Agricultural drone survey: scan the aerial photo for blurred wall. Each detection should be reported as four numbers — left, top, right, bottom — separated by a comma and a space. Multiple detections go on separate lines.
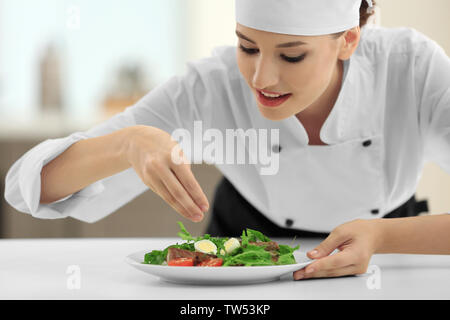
184, 0, 236, 62
0, 0, 187, 119
376, 0, 450, 215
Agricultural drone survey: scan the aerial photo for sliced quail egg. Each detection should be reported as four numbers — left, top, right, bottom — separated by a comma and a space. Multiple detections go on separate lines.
194, 239, 217, 255
224, 237, 240, 254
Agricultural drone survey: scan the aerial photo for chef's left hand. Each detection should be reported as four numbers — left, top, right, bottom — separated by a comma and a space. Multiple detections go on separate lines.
293, 219, 382, 280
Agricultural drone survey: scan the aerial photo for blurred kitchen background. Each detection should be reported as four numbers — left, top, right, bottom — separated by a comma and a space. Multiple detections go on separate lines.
0, 0, 449, 238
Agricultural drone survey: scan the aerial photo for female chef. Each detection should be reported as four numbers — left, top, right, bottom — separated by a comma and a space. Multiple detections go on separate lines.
4, 0, 450, 280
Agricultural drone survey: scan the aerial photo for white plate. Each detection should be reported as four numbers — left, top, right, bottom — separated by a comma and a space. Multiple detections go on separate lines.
125, 249, 313, 285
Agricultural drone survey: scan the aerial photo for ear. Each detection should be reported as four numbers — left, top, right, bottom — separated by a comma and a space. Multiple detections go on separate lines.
338, 27, 361, 60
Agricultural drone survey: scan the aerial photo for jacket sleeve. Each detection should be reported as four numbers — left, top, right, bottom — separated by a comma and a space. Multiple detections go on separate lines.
416, 36, 450, 214
4, 57, 216, 223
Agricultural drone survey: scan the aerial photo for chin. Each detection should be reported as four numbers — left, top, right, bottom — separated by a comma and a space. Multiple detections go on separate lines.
257, 105, 294, 121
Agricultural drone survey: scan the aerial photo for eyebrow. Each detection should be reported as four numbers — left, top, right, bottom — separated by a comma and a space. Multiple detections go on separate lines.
235, 30, 308, 48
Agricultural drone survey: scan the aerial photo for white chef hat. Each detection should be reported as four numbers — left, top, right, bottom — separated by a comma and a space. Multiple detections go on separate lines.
235, 0, 374, 36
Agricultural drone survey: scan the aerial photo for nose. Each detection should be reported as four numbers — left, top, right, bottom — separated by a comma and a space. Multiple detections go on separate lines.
252, 55, 279, 90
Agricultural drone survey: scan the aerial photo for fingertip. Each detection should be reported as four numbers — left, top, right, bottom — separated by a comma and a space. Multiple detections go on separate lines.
308, 249, 320, 259
305, 266, 315, 274
191, 213, 204, 222
293, 270, 304, 280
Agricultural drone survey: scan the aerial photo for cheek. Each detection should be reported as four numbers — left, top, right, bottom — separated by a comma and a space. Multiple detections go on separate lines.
286, 54, 335, 95
237, 53, 253, 82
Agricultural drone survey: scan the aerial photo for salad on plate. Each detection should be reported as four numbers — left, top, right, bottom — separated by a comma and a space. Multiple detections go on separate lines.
142, 222, 300, 267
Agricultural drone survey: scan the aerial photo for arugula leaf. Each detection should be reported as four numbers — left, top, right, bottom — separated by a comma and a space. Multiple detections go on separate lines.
144, 248, 168, 265
170, 242, 195, 251
241, 229, 249, 247
246, 228, 271, 242
278, 244, 300, 255
223, 248, 273, 266
276, 253, 297, 265
177, 221, 197, 242
208, 237, 228, 254
275, 244, 300, 265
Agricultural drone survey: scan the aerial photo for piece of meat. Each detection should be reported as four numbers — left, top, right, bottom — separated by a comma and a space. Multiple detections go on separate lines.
166, 248, 195, 261
248, 241, 280, 251
167, 248, 217, 266
193, 252, 218, 265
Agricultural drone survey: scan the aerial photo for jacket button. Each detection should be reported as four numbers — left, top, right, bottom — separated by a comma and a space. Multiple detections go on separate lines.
362, 140, 372, 147
285, 219, 294, 227
272, 144, 282, 153
371, 209, 379, 215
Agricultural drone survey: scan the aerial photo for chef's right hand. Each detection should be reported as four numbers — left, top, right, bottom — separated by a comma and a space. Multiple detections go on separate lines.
125, 125, 209, 222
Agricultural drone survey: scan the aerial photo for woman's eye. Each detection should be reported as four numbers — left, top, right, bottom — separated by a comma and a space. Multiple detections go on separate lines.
239, 45, 306, 64
281, 53, 307, 63
239, 44, 259, 55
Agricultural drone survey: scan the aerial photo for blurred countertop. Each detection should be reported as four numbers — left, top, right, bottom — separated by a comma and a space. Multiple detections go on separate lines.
1, 237, 450, 299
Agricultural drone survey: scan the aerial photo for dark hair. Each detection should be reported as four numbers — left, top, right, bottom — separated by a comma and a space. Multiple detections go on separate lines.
331, 0, 377, 38
359, 0, 377, 27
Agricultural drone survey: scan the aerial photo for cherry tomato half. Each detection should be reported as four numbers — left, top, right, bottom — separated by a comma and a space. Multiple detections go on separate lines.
197, 258, 223, 267
167, 257, 194, 266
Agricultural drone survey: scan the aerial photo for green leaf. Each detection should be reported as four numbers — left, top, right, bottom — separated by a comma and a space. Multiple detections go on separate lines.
176, 221, 195, 241
277, 253, 297, 265
222, 244, 274, 266
230, 246, 243, 256
241, 229, 249, 247
279, 244, 300, 255
207, 237, 227, 254
246, 228, 271, 242
144, 250, 166, 265
245, 244, 267, 252
169, 242, 195, 251
275, 244, 300, 265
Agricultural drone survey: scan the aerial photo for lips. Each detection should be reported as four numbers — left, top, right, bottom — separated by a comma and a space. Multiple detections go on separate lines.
256, 90, 292, 107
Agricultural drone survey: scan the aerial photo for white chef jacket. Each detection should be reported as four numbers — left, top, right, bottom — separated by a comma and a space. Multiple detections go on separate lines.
4, 25, 450, 232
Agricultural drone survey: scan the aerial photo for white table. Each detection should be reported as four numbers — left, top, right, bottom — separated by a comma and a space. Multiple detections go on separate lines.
1, 238, 449, 300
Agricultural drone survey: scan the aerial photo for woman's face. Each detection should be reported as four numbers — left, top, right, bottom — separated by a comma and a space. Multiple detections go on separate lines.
236, 23, 346, 121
